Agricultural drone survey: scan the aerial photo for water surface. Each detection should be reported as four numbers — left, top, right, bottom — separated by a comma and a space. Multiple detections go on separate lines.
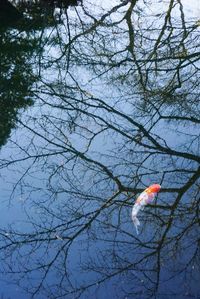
0, 1, 199, 298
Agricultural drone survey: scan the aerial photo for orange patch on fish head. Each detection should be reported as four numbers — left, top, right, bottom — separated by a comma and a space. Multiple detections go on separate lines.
147, 184, 161, 194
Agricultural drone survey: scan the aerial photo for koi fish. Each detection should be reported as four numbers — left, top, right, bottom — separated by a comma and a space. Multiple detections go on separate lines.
132, 184, 161, 234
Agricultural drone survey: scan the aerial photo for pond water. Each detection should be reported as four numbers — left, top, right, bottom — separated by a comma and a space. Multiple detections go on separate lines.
0, 0, 200, 298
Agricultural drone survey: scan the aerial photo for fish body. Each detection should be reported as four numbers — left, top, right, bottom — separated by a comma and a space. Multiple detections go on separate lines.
132, 184, 161, 234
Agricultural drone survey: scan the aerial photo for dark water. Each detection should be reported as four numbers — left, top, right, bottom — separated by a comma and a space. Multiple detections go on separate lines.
0, 1, 200, 298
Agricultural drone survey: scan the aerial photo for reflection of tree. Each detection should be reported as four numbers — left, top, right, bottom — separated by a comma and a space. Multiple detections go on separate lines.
0, 1, 199, 298
0, 0, 66, 148
14, 0, 82, 10
10, 0, 82, 30
0, 27, 38, 147
0, 0, 22, 26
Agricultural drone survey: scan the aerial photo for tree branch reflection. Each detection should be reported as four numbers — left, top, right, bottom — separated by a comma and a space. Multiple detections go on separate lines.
0, 0, 199, 298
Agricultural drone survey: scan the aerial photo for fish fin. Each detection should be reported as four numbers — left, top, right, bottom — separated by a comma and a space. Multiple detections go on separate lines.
132, 216, 140, 234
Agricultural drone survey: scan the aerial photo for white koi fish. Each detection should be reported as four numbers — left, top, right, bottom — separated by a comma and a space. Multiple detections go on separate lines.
132, 184, 161, 234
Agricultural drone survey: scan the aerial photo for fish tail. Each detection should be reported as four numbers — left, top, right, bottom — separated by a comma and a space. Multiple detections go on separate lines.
132, 216, 140, 235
